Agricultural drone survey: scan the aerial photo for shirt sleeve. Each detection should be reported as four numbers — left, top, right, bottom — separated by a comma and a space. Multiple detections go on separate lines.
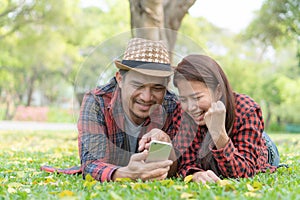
172, 113, 204, 177
211, 106, 276, 178
176, 145, 204, 177
77, 92, 119, 182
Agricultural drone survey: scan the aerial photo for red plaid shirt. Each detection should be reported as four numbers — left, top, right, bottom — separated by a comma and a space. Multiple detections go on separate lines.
77, 78, 180, 182
173, 93, 276, 178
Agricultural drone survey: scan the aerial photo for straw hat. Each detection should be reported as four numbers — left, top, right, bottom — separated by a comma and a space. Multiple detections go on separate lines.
114, 38, 173, 77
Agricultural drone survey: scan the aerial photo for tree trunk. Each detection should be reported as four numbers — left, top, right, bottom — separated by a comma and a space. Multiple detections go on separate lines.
265, 102, 271, 130
4, 93, 13, 120
26, 72, 36, 107
3, 92, 18, 120
129, 0, 196, 58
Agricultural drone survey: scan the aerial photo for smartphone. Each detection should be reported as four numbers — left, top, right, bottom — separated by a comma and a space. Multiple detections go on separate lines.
145, 140, 172, 163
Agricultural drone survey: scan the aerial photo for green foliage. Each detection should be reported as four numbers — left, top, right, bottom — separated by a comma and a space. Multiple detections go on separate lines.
242, 0, 299, 46
47, 107, 75, 123
0, 0, 130, 118
1, 0, 299, 127
0, 131, 300, 199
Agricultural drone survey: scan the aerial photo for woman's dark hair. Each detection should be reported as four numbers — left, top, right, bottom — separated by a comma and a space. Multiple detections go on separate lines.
173, 54, 235, 133
173, 54, 235, 175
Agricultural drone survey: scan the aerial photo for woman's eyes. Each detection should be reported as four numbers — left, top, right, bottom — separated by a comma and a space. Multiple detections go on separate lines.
179, 96, 202, 102
193, 96, 202, 100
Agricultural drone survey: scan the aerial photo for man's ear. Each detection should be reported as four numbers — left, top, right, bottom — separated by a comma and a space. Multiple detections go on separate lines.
116, 71, 123, 88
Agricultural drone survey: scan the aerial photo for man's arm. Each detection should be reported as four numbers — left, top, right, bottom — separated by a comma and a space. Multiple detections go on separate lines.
78, 92, 173, 182
78, 92, 118, 182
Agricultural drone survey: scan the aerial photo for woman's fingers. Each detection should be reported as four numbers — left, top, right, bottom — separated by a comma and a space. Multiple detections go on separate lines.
192, 170, 220, 184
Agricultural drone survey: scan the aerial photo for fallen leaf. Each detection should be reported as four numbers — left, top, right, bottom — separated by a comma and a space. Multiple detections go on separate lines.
217, 180, 232, 186
58, 190, 74, 197
8, 182, 23, 189
16, 171, 25, 178
7, 187, 17, 194
184, 175, 193, 183
115, 177, 132, 182
131, 183, 151, 190
217, 180, 235, 191
204, 184, 211, 189
85, 174, 95, 182
245, 192, 261, 198
83, 173, 97, 189
246, 184, 255, 192
180, 192, 194, 199
173, 185, 188, 190
252, 181, 263, 190
160, 179, 174, 187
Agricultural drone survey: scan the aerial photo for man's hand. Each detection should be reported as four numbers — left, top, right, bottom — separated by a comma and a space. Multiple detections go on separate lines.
138, 128, 171, 152
204, 101, 229, 149
112, 150, 173, 181
192, 170, 220, 184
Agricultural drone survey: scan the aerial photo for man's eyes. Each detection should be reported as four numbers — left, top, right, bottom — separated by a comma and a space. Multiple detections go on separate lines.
153, 86, 165, 91
132, 84, 142, 88
131, 84, 165, 91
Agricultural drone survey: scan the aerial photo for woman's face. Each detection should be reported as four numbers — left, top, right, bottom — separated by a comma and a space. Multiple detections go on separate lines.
176, 80, 219, 126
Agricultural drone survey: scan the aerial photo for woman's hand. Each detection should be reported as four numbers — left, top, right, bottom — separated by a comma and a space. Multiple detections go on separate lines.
204, 101, 229, 148
192, 170, 220, 184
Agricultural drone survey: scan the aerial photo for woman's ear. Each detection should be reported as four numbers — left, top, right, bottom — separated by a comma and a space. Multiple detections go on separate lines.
215, 84, 222, 100
116, 71, 123, 88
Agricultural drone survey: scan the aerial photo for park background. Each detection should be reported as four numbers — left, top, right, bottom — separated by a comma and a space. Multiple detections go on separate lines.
0, 0, 299, 132
0, 0, 300, 199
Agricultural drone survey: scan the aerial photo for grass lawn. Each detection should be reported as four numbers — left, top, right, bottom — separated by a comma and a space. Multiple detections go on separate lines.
0, 130, 299, 199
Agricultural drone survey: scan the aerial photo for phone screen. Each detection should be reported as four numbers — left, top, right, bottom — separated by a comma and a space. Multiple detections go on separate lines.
145, 141, 172, 163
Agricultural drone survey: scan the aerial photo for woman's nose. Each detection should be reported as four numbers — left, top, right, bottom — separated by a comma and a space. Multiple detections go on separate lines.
187, 99, 197, 112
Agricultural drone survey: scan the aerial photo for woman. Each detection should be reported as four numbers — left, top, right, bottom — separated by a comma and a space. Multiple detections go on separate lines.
172, 54, 277, 184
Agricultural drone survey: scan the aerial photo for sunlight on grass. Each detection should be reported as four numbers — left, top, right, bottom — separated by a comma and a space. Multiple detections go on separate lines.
0, 131, 299, 199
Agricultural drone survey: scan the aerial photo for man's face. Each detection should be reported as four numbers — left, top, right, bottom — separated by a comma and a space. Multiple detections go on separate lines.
116, 70, 168, 125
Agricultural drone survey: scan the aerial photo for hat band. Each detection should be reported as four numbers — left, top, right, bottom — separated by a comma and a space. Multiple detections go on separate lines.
121, 60, 171, 71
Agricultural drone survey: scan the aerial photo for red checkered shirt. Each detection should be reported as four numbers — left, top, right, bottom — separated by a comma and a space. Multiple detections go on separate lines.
77, 77, 180, 182
173, 93, 277, 178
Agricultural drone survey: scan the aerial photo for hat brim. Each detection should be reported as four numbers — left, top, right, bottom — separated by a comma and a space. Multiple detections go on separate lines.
114, 60, 173, 77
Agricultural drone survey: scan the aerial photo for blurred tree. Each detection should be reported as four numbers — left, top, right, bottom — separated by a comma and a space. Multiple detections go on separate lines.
0, 0, 83, 119
74, 0, 131, 105
129, 0, 196, 54
242, 0, 300, 66
0, 0, 36, 40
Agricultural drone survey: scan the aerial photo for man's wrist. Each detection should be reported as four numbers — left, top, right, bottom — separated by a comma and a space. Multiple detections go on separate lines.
112, 167, 135, 181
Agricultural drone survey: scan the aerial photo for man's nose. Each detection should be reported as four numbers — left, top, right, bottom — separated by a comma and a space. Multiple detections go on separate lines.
140, 87, 153, 102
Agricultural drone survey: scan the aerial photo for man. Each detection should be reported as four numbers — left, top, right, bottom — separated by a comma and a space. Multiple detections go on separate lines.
77, 38, 180, 182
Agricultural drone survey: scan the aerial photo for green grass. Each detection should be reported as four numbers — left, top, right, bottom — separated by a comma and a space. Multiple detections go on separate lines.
0, 131, 299, 199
